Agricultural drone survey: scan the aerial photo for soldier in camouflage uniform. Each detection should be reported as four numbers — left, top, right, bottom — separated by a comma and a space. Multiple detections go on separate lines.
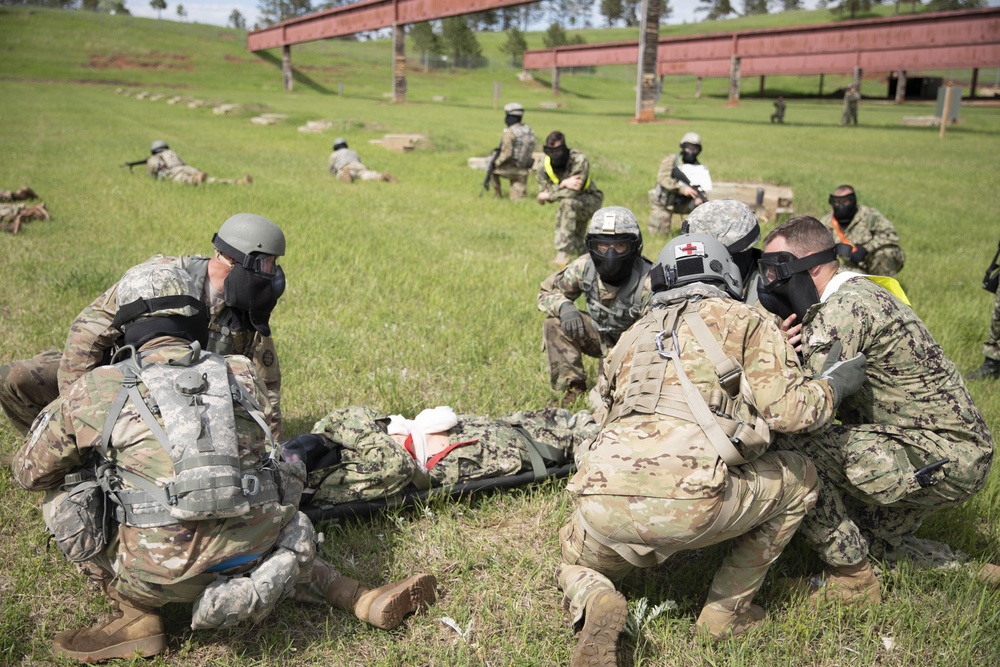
648, 132, 711, 237
967, 272, 1000, 381
0, 185, 39, 201
759, 216, 995, 596
0, 213, 286, 438
283, 405, 598, 506
12, 264, 436, 663
490, 102, 536, 201
1, 201, 50, 234
682, 199, 763, 306
535, 131, 604, 267
145, 140, 252, 186
557, 233, 867, 664
821, 185, 905, 276
328, 137, 396, 183
538, 207, 652, 405
840, 85, 860, 126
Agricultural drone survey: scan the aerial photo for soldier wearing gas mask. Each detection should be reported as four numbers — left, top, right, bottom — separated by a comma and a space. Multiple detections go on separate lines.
648, 132, 712, 236
0, 213, 287, 438
537, 207, 652, 407
820, 185, 905, 277
534, 130, 605, 267
759, 215, 997, 599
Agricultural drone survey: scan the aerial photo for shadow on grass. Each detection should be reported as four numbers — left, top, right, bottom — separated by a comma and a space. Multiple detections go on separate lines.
255, 51, 332, 95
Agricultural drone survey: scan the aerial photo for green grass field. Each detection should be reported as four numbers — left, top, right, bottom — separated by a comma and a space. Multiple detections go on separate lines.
2, 6, 999, 666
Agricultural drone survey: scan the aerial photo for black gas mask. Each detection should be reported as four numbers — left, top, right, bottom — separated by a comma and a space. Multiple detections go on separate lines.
505, 113, 522, 127
829, 192, 858, 224
213, 234, 286, 336
680, 143, 701, 165
544, 143, 571, 171
587, 234, 638, 285
113, 295, 210, 349
757, 246, 838, 323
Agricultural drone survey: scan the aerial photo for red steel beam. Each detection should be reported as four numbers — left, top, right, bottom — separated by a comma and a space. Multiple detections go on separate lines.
522, 8, 1000, 76
248, 0, 533, 51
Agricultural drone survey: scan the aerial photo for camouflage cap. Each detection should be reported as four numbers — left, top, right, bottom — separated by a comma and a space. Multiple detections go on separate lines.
680, 132, 702, 147
587, 206, 640, 239
150, 140, 168, 153
503, 102, 525, 115
683, 199, 760, 253
116, 263, 201, 318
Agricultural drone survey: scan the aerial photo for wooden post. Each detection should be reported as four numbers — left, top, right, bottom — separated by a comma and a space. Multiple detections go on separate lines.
634, 0, 661, 122
282, 45, 292, 92
970, 67, 979, 99
819, 73, 824, 97
695, 76, 702, 99
493, 81, 500, 110
728, 56, 741, 104
759, 75, 765, 98
552, 66, 560, 95
895, 70, 906, 104
392, 23, 406, 103
939, 84, 955, 139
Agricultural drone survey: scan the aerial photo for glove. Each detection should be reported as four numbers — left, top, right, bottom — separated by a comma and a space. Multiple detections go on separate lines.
559, 303, 586, 341
819, 340, 867, 407
849, 245, 869, 264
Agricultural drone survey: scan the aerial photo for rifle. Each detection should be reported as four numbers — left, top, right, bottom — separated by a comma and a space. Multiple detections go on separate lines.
983, 240, 1000, 293
121, 159, 147, 173
480, 146, 500, 198
670, 160, 708, 206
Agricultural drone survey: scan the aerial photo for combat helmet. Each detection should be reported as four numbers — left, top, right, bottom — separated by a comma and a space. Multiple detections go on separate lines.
112, 263, 209, 347
332, 137, 348, 151
503, 102, 525, 116
679, 132, 702, 148
682, 199, 760, 254
212, 213, 286, 273
150, 140, 169, 154
652, 232, 742, 299
585, 206, 643, 281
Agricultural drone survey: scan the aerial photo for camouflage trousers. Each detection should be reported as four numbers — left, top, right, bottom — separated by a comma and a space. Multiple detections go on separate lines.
161, 165, 207, 185
491, 166, 530, 201
0, 349, 61, 434
840, 105, 858, 126
557, 450, 817, 624
542, 314, 604, 390
776, 425, 981, 567
859, 246, 907, 278
647, 188, 695, 236
553, 192, 604, 256
984, 286, 1000, 361
342, 161, 385, 182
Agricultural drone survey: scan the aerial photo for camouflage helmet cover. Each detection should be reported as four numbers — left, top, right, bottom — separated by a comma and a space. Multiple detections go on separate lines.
214, 213, 286, 259
150, 140, 169, 153
683, 199, 760, 253
116, 264, 201, 318
654, 232, 742, 299
503, 102, 525, 116
587, 206, 641, 240
332, 137, 348, 150
679, 132, 702, 147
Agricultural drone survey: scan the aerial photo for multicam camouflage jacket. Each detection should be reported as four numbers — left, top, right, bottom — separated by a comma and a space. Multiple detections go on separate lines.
329, 148, 364, 175
145, 149, 187, 179
14, 340, 294, 585
801, 273, 993, 497
534, 149, 601, 201
820, 205, 906, 276
57, 254, 282, 437
569, 285, 836, 499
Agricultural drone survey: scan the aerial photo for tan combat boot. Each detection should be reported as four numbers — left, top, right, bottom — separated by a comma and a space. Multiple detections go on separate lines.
353, 573, 437, 630
381, 173, 398, 183
561, 382, 587, 409
51, 586, 165, 663
237, 173, 253, 186
571, 589, 627, 667
337, 169, 354, 184
975, 563, 1000, 586
549, 251, 572, 268
695, 603, 765, 641
781, 559, 881, 605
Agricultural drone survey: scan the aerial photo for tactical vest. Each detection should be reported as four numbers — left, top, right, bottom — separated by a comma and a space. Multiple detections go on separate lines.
509, 124, 536, 169
332, 148, 361, 173
579, 257, 652, 346
151, 149, 186, 176
181, 256, 254, 357
97, 344, 280, 528
604, 290, 771, 466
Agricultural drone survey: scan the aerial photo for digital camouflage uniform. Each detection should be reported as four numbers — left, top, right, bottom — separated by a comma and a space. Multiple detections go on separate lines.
986, 287, 1000, 363
820, 205, 906, 277
537, 254, 652, 391
0, 201, 49, 233
535, 149, 604, 257
558, 285, 839, 625
771, 99, 786, 124
303, 406, 598, 505
648, 154, 710, 236
775, 274, 994, 567
146, 149, 247, 185
491, 122, 536, 201
328, 148, 387, 182
0, 255, 282, 437
841, 89, 860, 126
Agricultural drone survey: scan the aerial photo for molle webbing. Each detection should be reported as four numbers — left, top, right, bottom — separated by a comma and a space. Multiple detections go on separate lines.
507, 424, 568, 481
510, 124, 536, 168
580, 259, 651, 342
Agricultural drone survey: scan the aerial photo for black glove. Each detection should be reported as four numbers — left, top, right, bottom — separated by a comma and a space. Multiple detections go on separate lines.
559, 303, 586, 341
819, 340, 867, 407
849, 245, 869, 264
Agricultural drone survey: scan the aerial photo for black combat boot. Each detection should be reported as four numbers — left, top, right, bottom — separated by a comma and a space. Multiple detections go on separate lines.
967, 358, 1000, 381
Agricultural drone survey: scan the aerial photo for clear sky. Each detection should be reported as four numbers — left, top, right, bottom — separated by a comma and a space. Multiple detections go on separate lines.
127, 0, 999, 31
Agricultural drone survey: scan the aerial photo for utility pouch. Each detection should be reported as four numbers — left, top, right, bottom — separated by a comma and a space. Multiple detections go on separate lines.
984, 241, 1000, 293
43, 472, 111, 563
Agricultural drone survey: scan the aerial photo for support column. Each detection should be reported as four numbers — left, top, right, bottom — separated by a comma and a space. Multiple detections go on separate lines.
819, 73, 824, 97
728, 56, 741, 104
970, 67, 979, 99
552, 66, 560, 95
759, 75, 765, 98
852, 66, 862, 91
895, 70, 907, 104
282, 44, 292, 92
634, 0, 661, 122
392, 23, 406, 103
695, 76, 702, 99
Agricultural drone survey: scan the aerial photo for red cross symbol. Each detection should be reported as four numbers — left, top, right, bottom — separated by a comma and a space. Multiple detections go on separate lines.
676, 241, 704, 257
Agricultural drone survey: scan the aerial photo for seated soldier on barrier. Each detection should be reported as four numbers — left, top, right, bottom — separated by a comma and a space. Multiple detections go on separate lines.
13, 264, 436, 664
281, 406, 599, 507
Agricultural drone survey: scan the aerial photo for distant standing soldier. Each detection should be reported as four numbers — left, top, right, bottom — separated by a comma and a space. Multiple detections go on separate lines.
840, 85, 860, 126
535, 131, 604, 267
821, 184, 905, 276
967, 240, 1000, 381
490, 102, 536, 201
537, 207, 652, 406
648, 132, 712, 236
771, 96, 786, 124
144, 140, 252, 186
328, 137, 396, 183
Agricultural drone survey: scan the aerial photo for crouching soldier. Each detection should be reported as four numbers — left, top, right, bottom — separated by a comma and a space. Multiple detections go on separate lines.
13, 264, 435, 663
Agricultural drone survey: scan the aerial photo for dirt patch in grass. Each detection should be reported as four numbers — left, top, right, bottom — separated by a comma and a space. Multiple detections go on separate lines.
86, 52, 193, 71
